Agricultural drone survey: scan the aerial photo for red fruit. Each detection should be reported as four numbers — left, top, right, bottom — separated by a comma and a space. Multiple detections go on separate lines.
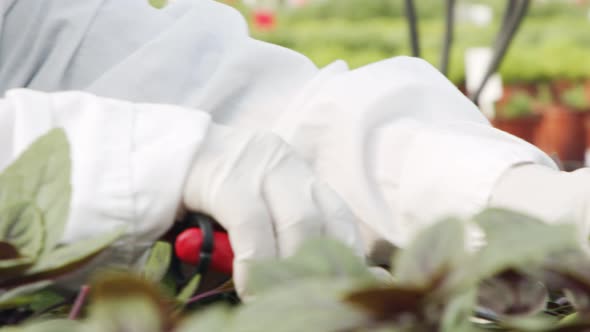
174, 227, 234, 275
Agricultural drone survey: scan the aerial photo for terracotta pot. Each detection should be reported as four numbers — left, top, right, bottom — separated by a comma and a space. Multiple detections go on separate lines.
583, 113, 590, 166
535, 105, 586, 163
492, 116, 540, 144
456, 83, 467, 96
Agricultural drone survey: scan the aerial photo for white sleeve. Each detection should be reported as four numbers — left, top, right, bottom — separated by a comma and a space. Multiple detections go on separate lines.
0, 0, 559, 251
0, 0, 318, 129
0, 89, 211, 266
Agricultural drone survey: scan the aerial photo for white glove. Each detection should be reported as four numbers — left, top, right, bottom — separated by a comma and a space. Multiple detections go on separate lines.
275, 57, 555, 264
183, 124, 363, 298
490, 163, 590, 246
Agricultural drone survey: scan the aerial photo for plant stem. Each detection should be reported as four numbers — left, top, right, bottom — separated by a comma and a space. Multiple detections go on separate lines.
68, 285, 90, 320
186, 289, 226, 305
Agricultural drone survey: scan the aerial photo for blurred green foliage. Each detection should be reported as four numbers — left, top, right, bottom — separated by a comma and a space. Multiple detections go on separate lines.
501, 91, 534, 119
237, 0, 590, 84
562, 84, 590, 111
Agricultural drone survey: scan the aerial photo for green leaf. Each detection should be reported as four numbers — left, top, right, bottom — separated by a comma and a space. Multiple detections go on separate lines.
176, 305, 232, 332
477, 270, 548, 317
542, 250, 590, 314
28, 290, 66, 314
3, 319, 80, 332
232, 279, 368, 332
0, 280, 52, 308
472, 208, 579, 280
0, 241, 20, 260
142, 241, 171, 283
176, 274, 201, 304
0, 203, 44, 260
88, 272, 170, 332
87, 297, 163, 332
345, 285, 426, 321
148, 0, 168, 9
248, 238, 375, 294
0, 129, 71, 254
441, 290, 480, 332
25, 228, 124, 276
559, 313, 579, 326
0, 241, 33, 275
393, 218, 467, 288
0, 257, 33, 274
0, 228, 125, 288
498, 315, 559, 332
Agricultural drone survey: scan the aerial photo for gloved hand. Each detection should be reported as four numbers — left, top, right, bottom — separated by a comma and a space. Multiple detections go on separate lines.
490, 163, 590, 246
274, 57, 554, 264
183, 123, 363, 298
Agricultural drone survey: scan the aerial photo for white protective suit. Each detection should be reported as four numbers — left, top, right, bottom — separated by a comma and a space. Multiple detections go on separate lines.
0, 0, 569, 293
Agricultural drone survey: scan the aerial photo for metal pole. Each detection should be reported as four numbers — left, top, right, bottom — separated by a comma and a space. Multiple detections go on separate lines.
471, 0, 530, 104
440, 0, 455, 76
404, 0, 420, 58
494, 0, 518, 51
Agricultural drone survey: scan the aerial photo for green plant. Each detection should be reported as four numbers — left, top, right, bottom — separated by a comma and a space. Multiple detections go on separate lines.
0, 129, 123, 307
148, 0, 167, 9
537, 84, 554, 107
561, 85, 589, 112
6, 206, 590, 331
7, 132, 590, 331
500, 92, 535, 120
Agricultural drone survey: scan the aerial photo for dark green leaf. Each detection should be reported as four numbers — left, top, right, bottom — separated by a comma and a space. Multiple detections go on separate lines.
345, 285, 426, 321
143, 241, 171, 283
393, 218, 466, 288
0, 129, 71, 254
28, 290, 65, 314
0, 280, 52, 308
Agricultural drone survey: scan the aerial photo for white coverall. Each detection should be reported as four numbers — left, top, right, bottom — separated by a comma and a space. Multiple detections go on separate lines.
1, 0, 583, 295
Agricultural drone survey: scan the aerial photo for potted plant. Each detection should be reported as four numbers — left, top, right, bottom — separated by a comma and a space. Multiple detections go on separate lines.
561, 84, 590, 165
493, 91, 539, 143
534, 83, 587, 163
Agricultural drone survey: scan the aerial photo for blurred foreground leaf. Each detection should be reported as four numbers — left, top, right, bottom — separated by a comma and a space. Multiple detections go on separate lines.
472, 209, 579, 280
143, 241, 172, 283
0, 129, 71, 255
248, 238, 376, 294
393, 218, 466, 288
176, 274, 201, 305
0, 203, 43, 261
